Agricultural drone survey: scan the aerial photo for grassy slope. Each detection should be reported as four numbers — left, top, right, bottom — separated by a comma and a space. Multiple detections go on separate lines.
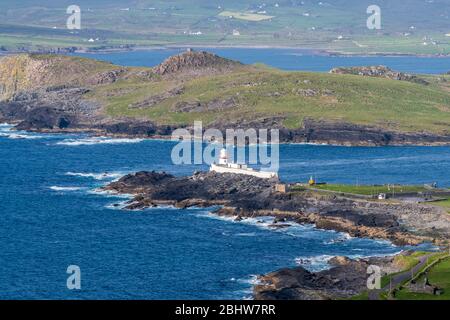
395, 256, 450, 300
431, 199, 450, 213
0, 54, 121, 100
302, 184, 426, 196
1, 53, 449, 135
351, 251, 448, 300
88, 65, 450, 134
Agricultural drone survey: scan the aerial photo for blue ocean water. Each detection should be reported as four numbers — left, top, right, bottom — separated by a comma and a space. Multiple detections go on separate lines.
0, 124, 445, 299
73, 48, 450, 74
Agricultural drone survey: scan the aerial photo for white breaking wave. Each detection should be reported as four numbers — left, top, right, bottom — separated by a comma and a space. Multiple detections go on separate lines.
235, 232, 257, 237
0, 124, 44, 139
197, 213, 281, 232
66, 171, 124, 181
0, 131, 43, 140
237, 274, 261, 286
8, 133, 42, 140
49, 186, 84, 192
295, 250, 405, 272
196, 212, 352, 242
295, 254, 335, 271
0, 123, 13, 129
56, 137, 144, 146
105, 200, 129, 210
87, 188, 133, 198
235, 275, 261, 300
323, 232, 353, 244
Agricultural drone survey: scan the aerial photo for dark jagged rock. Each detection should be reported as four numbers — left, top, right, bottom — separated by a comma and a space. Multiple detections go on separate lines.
330, 65, 429, 85
210, 117, 450, 146
298, 118, 450, 146
153, 50, 242, 76
97, 121, 177, 137
15, 107, 75, 130
116, 171, 174, 188
254, 256, 394, 300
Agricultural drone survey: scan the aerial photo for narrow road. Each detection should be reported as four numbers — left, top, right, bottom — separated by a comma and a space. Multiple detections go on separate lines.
368, 255, 432, 300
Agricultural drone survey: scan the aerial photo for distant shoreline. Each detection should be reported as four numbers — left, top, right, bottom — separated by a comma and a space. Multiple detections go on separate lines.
78, 45, 450, 58
2, 44, 450, 58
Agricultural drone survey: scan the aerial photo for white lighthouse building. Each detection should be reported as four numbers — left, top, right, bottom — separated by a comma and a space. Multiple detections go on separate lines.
210, 148, 278, 179
218, 148, 228, 165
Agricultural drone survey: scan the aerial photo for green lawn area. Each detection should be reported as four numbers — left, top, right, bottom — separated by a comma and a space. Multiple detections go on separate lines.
395, 257, 450, 300
218, 11, 275, 21
300, 184, 426, 196
431, 199, 450, 213
380, 252, 430, 288
349, 291, 369, 300
394, 251, 430, 271
349, 252, 447, 300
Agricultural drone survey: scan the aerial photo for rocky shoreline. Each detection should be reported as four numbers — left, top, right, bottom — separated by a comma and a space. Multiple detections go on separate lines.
253, 255, 401, 300
104, 171, 449, 245
103, 170, 450, 299
4, 118, 450, 147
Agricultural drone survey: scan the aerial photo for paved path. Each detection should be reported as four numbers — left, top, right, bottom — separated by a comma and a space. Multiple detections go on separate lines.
368, 255, 432, 300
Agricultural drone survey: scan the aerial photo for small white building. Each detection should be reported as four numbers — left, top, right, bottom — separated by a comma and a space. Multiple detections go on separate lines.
210, 149, 278, 179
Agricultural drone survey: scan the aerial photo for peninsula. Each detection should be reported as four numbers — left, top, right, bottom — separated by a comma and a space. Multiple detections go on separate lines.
104, 170, 450, 300
1, 51, 450, 146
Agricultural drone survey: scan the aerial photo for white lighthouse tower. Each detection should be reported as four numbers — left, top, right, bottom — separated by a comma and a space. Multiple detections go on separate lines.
210, 147, 278, 180
218, 148, 228, 165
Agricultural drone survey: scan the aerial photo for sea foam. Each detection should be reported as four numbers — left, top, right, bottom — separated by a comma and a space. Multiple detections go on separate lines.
294, 254, 336, 271
66, 171, 124, 181
56, 137, 144, 146
49, 186, 84, 192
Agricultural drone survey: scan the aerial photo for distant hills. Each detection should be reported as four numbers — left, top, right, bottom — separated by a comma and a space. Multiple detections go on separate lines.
0, 0, 449, 54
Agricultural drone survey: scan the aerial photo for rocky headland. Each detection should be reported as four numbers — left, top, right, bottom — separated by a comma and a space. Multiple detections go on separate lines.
253, 255, 394, 300
330, 65, 429, 85
104, 170, 450, 299
1, 51, 450, 146
105, 171, 450, 245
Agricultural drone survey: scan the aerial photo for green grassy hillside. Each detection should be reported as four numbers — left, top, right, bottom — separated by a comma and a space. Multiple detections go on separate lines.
88, 63, 450, 134
0, 54, 123, 100
1, 53, 450, 135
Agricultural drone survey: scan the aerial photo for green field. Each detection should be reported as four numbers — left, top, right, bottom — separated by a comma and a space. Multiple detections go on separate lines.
0, 0, 449, 54
395, 257, 450, 300
393, 251, 430, 270
350, 252, 449, 300
219, 11, 274, 22
296, 184, 427, 196
431, 198, 450, 213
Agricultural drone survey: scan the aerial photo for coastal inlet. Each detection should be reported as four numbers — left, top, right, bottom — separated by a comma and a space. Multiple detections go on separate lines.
1, 129, 447, 299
